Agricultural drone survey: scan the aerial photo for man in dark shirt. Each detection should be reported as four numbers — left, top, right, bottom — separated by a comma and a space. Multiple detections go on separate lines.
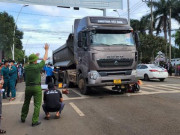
42, 83, 65, 119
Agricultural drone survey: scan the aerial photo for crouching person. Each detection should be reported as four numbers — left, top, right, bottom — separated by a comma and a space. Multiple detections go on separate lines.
42, 83, 65, 120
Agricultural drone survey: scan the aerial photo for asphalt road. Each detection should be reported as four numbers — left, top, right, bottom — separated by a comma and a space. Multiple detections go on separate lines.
2, 77, 180, 135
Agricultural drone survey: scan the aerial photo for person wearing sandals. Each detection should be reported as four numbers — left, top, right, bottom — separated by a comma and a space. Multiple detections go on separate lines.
9, 60, 17, 101
21, 44, 49, 127
0, 79, 6, 134
42, 83, 65, 120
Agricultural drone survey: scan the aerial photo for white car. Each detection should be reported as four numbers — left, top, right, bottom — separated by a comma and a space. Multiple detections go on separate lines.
136, 64, 168, 81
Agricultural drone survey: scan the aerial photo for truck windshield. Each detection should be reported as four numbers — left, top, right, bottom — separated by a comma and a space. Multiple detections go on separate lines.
91, 31, 135, 46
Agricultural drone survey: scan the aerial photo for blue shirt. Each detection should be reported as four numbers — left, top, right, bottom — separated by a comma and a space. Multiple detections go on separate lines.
44, 66, 53, 76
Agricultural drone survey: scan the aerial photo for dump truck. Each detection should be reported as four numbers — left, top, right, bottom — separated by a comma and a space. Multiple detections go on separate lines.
53, 16, 140, 94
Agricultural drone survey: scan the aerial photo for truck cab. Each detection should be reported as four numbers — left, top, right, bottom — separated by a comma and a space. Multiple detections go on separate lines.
74, 17, 139, 94
53, 16, 140, 95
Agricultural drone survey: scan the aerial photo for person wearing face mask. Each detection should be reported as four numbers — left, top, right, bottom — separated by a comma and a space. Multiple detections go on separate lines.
9, 60, 17, 101
1, 61, 10, 99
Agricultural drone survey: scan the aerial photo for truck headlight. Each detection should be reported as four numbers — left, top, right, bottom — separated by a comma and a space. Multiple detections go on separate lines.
88, 71, 100, 80
132, 70, 137, 76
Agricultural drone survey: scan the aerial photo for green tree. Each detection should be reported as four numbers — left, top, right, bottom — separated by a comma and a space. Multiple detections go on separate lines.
15, 48, 25, 63
144, 0, 180, 39
139, 34, 168, 63
173, 30, 180, 49
0, 12, 24, 61
130, 16, 150, 34
171, 46, 180, 58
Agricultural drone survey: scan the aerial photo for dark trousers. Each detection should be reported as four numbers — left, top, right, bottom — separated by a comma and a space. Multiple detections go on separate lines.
46, 76, 52, 84
3, 80, 10, 98
51, 75, 56, 85
42, 102, 65, 114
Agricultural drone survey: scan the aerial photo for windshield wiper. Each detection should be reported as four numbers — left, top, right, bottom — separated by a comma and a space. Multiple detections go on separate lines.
111, 44, 133, 46
94, 44, 111, 46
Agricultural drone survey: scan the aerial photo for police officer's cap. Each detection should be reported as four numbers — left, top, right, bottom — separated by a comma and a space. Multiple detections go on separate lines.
29, 54, 39, 63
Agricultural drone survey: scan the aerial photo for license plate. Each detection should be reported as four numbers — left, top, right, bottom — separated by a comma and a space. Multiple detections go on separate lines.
114, 79, 121, 84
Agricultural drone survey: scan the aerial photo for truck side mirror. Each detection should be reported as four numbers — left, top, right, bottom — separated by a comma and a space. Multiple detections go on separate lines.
134, 32, 140, 48
78, 32, 83, 48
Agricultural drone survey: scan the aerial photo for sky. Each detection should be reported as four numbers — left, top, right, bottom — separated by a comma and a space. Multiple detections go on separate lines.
0, 0, 179, 58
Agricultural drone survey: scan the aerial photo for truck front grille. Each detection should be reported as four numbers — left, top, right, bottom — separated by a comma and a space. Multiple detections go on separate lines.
97, 59, 133, 68
99, 70, 132, 76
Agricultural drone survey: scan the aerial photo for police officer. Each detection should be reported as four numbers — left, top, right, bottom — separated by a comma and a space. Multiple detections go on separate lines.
9, 60, 17, 101
21, 43, 49, 127
1, 61, 10, 99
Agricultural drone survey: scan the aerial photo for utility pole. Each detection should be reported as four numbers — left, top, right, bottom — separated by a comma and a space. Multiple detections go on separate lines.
12, 5, 28, 60
169, 5, 172, 62
150, 0, 153, 35
127, 0, 130, 25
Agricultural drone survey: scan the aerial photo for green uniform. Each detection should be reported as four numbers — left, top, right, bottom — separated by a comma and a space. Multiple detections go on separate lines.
9, 65, 17, 98
1, 66, 10, 98
21, 60, 45, 124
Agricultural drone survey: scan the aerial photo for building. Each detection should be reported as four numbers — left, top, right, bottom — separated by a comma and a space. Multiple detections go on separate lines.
171, 58, 180, 65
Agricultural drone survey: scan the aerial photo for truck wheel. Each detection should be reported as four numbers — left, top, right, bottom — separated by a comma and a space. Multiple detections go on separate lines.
78, 74, 90, 95
65, 72, 74, 88
144, 74, 149, 81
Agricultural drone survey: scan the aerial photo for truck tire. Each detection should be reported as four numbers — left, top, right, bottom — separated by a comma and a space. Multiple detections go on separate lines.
65, 72, 74, 88
78, 74, 90, 95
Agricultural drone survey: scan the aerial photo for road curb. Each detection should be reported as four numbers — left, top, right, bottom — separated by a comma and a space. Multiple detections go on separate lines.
168, 76, 180, 79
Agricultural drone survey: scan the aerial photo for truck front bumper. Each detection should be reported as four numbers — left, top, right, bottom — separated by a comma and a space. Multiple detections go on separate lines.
87, 74, 138, 87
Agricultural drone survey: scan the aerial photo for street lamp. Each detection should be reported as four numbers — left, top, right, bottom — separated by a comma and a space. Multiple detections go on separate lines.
12, 4, 29, 60
24, 36, 32, 63
113, 9, 120, 17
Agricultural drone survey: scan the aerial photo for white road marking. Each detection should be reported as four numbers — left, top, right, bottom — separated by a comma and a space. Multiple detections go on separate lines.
2, 84, 180, 106
141, 84, 180, 90
69, 102, 85, 117
159, 85, 180, 90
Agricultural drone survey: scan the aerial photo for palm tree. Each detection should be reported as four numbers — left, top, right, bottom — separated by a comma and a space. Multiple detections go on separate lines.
130, 16, 150, 34
143, 0, 180, 40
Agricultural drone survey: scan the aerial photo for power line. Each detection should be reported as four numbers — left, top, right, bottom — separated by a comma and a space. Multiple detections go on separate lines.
0, 9, 80, 18
130, 3, 146, 14
120, 1, 145, 16
19, 28, 71, 34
